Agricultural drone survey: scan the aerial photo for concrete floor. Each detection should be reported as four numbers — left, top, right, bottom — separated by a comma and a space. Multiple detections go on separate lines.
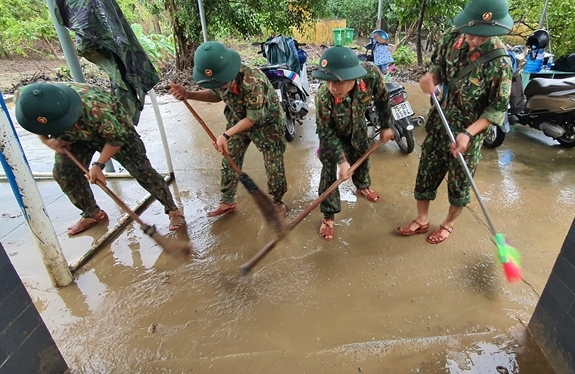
1, 85, 570, 373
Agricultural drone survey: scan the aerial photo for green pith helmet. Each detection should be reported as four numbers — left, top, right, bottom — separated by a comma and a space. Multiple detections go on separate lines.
15, 83, 82, 136
312, 46, 367, 82
453, 0, 513, 37
193, 42, 241, 88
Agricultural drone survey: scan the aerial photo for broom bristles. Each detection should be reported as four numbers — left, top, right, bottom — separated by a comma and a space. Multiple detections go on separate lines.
143, 225, 192, 260
494, 233, 522, 283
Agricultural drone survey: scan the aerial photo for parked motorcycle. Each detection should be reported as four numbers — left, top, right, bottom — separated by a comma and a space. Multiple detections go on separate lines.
484, 40, 575, 148
254, 35, 310, 142
366, 82, 424, 154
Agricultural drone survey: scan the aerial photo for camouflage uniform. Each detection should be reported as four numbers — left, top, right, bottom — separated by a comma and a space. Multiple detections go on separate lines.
50, 83, 178, 218
315, 62, 391, 217
416, 28, 512, 207
209, 64, 288, 204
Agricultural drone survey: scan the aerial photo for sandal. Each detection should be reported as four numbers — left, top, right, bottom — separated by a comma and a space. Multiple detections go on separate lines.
426, 225, 453, 244
207, 202, 236, 217
356, 188, 380, 203
274, 202, 287, 216
67, 210, 108, 236
396, 219, 429, 236
168, 210, 186, 231
319, 218, 335, 241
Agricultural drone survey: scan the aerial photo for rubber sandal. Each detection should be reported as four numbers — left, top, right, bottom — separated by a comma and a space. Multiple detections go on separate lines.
67, 210, 108, 236
356, 188, 380, 203
274, 202, 287, 216
396, 219, 429, 236
207, 202, 236, 217
319, 219, 334, 241
426, 225, 453, 244
168, 211, 186, 231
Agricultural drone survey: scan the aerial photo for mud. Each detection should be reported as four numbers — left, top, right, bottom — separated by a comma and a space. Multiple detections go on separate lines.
1, 85, 569, 373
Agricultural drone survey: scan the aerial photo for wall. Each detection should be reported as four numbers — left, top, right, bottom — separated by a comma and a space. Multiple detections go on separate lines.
0, 242, 68, 374
291, 19, 346, 46
528, 218, 575, 374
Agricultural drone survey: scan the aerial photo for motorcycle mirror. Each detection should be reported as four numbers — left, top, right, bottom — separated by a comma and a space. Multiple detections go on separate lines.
251, 42, 262, 47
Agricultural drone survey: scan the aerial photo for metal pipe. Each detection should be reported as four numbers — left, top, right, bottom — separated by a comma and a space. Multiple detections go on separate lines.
197, 0, 208, 43
68, 174, 173, 272
148, 89, 174, 175
0, 172, 135, 180
44, 0, 84, 83
0, 95, 73, 287
538, 0, 550, 29
376, 0, 383, 30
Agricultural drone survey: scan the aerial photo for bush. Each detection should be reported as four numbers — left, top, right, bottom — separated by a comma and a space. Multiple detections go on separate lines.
392, 45, 416, 66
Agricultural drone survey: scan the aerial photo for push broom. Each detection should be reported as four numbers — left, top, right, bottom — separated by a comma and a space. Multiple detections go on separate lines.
431, 92, 521, 283
63, 148, 192, 259
180, 99, 287, 238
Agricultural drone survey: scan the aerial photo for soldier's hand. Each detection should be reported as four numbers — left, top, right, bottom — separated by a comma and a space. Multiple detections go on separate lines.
451, 132, 471, 157
338, 161, 352, 181
214, 135, 229, 154
87, 166, 107, 185
419, 73, 436, 95
169, 82, 188, 101
42, 137, 71, 154
381, 128, 394, 143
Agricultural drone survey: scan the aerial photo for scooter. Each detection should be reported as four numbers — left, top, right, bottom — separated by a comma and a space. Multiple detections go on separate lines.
254, 35, 310, 142
484, 46, 575, 148
365, 63, 425, 154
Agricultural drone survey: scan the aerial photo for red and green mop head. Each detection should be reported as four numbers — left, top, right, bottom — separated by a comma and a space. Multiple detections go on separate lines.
494, 233, 522, 283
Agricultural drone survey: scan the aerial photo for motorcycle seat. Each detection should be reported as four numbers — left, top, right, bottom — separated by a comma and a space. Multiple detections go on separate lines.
524, 77, 575, 98
386, 82, 403, 96
260, 64, 291, 72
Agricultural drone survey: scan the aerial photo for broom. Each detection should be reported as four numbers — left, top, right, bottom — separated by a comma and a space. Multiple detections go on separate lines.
430, 92, 521, 283
180, 99, 287, 238
63, 148, 192, 259
239, 136, 387, 275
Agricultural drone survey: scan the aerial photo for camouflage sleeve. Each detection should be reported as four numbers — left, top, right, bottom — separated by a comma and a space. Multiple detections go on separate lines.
365, 63, 391, 129
243, 77, 266, 122
480, 57, 513, 126
92, 101, 133, 147
429, 28, 458, 82
315, 85, 345, 165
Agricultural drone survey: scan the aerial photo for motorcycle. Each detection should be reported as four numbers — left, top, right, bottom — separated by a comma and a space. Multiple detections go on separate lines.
484, 44, 575, 148
254, 35, 310, 142
359, 42, 424, 154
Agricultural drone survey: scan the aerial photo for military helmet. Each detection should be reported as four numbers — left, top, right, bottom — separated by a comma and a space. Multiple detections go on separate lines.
312, 46, 367, 82
193, 42, 241, 89
15, 82, 82, 136
453, 0, 514, 37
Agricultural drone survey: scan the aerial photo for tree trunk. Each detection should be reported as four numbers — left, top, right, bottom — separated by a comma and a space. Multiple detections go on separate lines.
164, 0, 196, 71
152, 16, 162, 34
416, 0, 428, 66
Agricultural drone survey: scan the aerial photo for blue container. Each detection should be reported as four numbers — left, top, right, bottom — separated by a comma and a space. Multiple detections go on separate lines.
524, 46, 545, 73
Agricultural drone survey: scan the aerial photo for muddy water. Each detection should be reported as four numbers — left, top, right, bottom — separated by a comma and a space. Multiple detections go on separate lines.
1, 86, 569, 373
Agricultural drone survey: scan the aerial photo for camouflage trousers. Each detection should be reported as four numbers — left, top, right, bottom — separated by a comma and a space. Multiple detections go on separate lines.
219, 131, 287, 204
414, 130, 481, 207
319, 141, 371, 218
53, 130, 177, 218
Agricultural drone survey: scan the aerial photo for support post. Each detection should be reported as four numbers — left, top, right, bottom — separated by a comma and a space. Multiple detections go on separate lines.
376, 0, 383, 30
148, 89, 174, 176
0, 95, 73, 288
198, 0, 208, 43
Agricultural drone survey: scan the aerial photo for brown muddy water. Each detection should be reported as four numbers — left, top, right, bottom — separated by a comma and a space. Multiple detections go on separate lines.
1, 84, 570, 373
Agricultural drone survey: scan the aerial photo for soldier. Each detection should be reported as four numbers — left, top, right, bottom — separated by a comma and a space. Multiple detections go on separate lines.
170, 41, 288, 217
15, 82, 186, 236
313, 46, 394, 241
396, 0, 513, 243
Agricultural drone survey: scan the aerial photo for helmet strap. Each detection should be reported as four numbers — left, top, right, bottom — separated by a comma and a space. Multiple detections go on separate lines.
316, 67, 344, 81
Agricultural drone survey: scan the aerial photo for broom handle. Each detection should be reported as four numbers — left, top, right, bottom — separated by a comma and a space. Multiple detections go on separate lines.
430, 92, 497, 235
240, 136, 386, 272
62, 149, 146, 227
181, 100, 243, 175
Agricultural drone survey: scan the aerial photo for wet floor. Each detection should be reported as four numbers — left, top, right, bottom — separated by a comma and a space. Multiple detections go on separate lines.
1, 84, 570, 373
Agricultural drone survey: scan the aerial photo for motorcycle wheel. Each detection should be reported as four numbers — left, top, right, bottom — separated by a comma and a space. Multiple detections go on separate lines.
285, 115, 296, 142
393, 119, 415, 154
556, 135, 575, 148
483, 124, 506, 149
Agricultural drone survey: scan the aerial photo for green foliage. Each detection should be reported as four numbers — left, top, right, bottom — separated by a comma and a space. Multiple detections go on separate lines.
392, 45, 416, 66
323, 0, 382, 36
0, 0, 55, 57
131, 23, 175, 68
